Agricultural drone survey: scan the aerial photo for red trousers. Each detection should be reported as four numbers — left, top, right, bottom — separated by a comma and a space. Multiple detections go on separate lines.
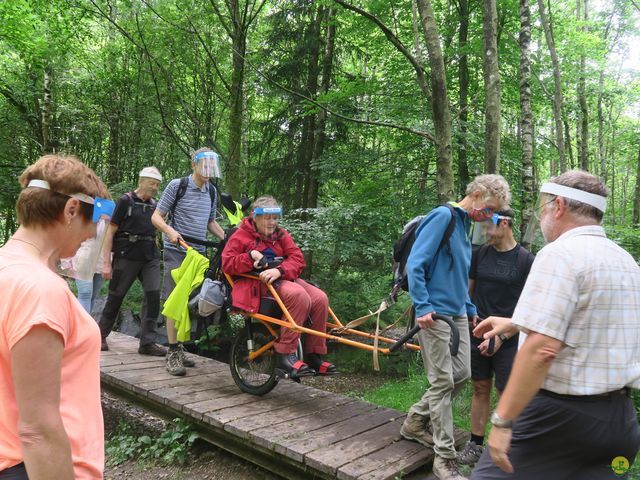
273, 278, 328, 355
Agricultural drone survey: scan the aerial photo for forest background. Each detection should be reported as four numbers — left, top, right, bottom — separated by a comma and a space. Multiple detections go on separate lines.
0, 0, 639, 320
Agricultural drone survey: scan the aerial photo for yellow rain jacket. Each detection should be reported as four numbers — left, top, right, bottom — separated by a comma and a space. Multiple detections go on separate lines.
161, 248, 209, 342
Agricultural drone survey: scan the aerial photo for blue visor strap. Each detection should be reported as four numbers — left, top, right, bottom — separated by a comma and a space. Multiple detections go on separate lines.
254, 207, 282, 217
92, 198, 116, 222
194, 151, 219, 162
490, 214, 512, 225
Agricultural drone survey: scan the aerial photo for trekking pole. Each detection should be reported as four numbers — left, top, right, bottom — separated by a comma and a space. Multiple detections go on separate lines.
389, 313, 460, 355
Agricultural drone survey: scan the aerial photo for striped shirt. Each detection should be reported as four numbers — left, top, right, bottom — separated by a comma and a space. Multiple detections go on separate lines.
157, 175, 217, 253
513, 225, 640, 395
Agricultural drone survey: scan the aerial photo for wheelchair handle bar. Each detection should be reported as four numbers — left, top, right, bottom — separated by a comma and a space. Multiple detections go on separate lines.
179, 233, 222, 250
389, 313, 460, 356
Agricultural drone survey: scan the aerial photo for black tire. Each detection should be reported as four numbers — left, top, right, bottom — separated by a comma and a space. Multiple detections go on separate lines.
229, 322, 279, 395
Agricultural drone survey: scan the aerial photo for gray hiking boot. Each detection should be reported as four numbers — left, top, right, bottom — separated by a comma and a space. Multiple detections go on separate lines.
457, 441, 483, 466
178, 344, 195, 367
433, 455, 468, 480
138, 343, 167, 356
400, 413, 434, 447
166, 349, 186, 376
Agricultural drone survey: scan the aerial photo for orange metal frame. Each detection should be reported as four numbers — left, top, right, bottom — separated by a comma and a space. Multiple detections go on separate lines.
224, 272, 421, 361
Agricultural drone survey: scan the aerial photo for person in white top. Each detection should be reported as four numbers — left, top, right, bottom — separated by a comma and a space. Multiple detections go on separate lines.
471, 169, 640, 479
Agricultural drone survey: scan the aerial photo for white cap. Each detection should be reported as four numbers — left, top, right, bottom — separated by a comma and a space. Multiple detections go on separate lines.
139, 166, 162, 182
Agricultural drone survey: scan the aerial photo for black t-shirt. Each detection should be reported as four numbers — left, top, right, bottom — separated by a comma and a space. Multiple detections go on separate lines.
469, 244, 535, 320
111, 191, 159, 261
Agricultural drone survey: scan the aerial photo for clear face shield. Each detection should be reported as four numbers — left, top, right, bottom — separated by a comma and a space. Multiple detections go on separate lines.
471, 213, 510, 246
194, 151, 222, 179
523, 182, 607, 249
252, 206, 282, 236
58, 195, 116, 281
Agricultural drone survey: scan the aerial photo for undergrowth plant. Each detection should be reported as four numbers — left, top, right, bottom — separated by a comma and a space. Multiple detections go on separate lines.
106, 418, 198, 467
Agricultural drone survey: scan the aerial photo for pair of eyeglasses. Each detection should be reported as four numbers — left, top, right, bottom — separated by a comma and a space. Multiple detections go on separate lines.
535, 198, 556, 219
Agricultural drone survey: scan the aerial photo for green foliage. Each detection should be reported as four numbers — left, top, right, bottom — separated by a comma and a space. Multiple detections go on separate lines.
105, 418, 198, 467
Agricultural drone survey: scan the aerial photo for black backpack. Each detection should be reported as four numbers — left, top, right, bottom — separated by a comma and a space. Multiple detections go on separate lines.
167, 176, 217, 226
392, 203, 457, 291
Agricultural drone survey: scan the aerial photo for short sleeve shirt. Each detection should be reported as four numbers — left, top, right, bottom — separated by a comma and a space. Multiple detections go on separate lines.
512, 226, 640, 395
469, 244, 535, 319
157, 176, 217, 253
0, 251, 104, 478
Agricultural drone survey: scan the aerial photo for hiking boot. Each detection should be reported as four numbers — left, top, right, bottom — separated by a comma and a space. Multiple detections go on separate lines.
277, 353, 315, 378
457, 441, 483, 466
433, 455, 467, 480
138, 343, 167, 357
101, 338, 109, 352
178, 344, 195, 367
165, 349, 186, 376
306, 353, 338, 375
400, 413, 434, 447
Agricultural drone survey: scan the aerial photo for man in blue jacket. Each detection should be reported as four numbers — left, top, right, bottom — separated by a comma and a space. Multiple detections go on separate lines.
400, 174, 511, 480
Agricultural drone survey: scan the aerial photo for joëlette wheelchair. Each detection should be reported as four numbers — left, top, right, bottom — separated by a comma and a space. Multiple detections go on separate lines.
177, 195, 460, 396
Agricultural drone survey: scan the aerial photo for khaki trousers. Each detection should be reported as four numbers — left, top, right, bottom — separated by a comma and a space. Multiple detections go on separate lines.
408, 315, 471, 459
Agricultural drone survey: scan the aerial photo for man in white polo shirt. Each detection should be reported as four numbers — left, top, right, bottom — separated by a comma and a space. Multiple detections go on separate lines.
152, 147, 225, 375
471, 169, 640, 479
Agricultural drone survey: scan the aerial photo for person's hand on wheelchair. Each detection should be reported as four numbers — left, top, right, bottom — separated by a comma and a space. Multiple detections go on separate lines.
259, 268, 281, 284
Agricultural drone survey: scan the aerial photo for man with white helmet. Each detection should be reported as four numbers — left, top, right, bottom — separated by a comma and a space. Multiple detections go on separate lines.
99, 166, 167, 356
152, 148, 225, 375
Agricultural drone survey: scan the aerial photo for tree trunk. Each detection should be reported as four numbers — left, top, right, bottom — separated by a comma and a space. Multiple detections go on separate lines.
309, 7, 336, 209
227, 1, 246, 198
416, 0, 454, 202
42, 61, 54, 153
564, 118, 574, 168
301, 6, 323, 209
483, 0, 501, 173
633, 141, 640, 226
519, 0, 535, 241
456, 0, 470, 196
577, 0, 589, 171
537, 0, 565, 174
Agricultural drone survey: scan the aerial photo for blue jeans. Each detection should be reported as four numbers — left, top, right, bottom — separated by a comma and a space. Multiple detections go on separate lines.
76, 273, 104, 314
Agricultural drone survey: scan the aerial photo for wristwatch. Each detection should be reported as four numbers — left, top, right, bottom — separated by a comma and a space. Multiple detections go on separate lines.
490, 411, 513, 429
498, 333, 509, 343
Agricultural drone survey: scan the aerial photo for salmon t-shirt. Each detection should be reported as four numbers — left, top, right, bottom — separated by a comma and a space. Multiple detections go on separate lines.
0, 251, 104, 479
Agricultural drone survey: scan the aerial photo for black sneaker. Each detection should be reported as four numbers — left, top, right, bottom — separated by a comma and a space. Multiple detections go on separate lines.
306, 353, 338, 375
277, 353, 315, 378
138, 343, 167, 356
101, 338, 109, 351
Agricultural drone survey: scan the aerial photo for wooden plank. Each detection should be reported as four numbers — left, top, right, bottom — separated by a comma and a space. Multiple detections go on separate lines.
149, 383, 239, 411
208, 383, 331, 429
278, 407, 404, 464
100, 353, 161, 367
266, 401, 375, 461
337, 438, 432, 480
246, 397, 360, 453
345, 427, 469, 480
305, 416, 405, 476
226, 392, 353, 440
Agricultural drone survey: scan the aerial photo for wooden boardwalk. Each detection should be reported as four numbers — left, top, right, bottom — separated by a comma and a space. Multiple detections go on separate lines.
101, 332, 468, 480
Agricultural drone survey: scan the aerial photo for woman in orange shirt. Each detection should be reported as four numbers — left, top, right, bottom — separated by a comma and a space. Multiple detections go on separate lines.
0, 155, 113, 480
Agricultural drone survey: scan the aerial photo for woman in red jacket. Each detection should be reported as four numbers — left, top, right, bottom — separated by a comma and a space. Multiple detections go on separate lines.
222, 195, 337, 377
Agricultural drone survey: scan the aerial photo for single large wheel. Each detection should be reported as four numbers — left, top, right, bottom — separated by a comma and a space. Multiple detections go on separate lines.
229, 322, 279, 395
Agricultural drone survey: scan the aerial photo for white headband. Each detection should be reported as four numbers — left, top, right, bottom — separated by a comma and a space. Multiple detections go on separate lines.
27, 179, 50, 190
540, 182, 607, 212
27, 179, 95, 205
